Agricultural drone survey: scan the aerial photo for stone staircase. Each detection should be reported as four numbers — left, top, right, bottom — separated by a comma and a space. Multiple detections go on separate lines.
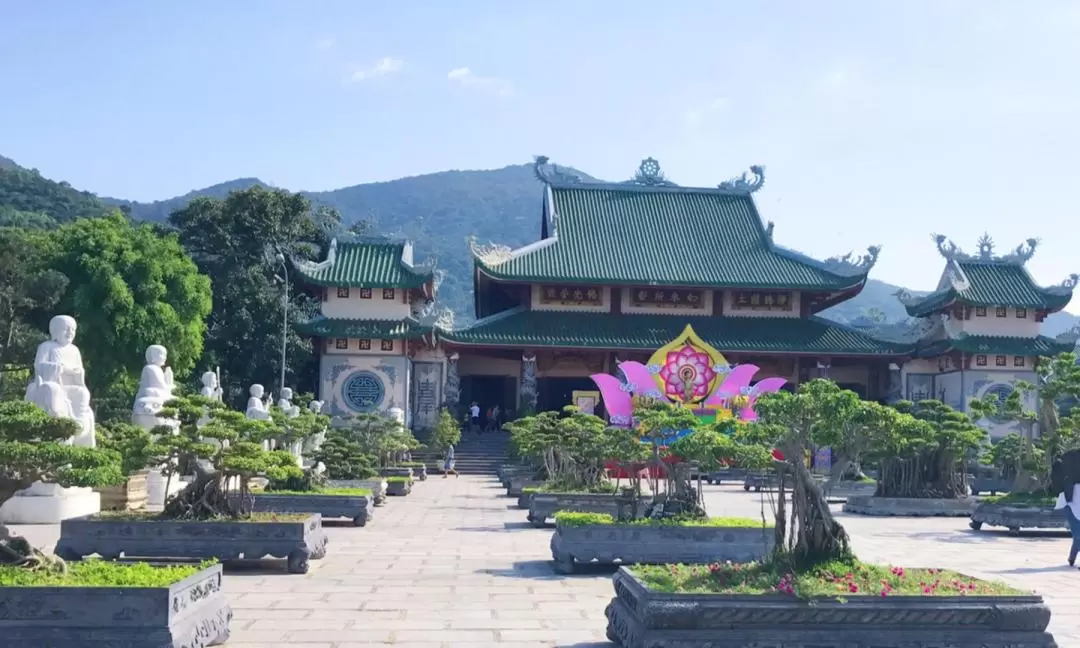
413, 431, 509, 476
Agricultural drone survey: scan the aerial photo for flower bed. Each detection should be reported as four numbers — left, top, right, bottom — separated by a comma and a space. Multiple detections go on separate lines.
53, 512, 328, 574
842, 495, 977, 517
604, 562, 1055, 648
550, 513, 774, 575
969, 493, 1068, 533
252, 487, 375, 527
527, 491, 652, 528
329, 478, 388, 505
386, 476, 411, 496
0, 560, 232, 646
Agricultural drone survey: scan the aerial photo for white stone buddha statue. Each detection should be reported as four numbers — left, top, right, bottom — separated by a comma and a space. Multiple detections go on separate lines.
246, 384, 271, 420
277, 387, 301, 418
132, 345, 175, 425
200, 370, 222, 401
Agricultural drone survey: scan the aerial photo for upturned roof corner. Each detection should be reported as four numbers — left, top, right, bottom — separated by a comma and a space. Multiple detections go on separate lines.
931, 232, 1040, 265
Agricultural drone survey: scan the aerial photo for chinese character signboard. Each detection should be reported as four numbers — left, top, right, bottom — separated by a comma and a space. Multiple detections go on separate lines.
538, 284, 603, 306
629, 287, 705, 309
730, 290, 793, 311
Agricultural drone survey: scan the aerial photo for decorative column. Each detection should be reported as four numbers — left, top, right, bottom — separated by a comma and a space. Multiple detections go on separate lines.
815, 359, 831, 380
886, 362, 903, 404
520, 352, 538, 415
443, 352, 461, 416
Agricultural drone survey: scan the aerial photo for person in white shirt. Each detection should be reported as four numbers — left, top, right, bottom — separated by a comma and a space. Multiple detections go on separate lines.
1054, 482, 1080, 567
468, 402, 481, 434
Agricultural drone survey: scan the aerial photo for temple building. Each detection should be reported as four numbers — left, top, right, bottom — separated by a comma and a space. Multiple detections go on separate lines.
896, 234, 1076, 437
293, 157, 1075, 440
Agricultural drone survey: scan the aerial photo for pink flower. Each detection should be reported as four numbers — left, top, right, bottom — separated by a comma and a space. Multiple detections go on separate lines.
660, 345, 716, 402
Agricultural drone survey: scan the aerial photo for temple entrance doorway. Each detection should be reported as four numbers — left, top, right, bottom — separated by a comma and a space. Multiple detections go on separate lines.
460, 375, 517, 420
537, 377, 600, 415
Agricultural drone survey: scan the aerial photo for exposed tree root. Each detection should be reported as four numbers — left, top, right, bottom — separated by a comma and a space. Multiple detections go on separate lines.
0, 523, 68, 575
162, 460, 243, 520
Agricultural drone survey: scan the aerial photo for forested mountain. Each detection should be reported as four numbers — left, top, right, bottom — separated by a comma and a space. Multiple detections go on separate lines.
3, 153, 1079, 336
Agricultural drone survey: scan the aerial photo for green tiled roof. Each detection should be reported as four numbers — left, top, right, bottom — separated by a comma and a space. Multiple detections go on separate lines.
294, 316, 431, 339
472, 183, 876, 290
914, 334, 1073, 358
440, 308, 908, 356
904, 260, 1073, 317
293, 239, 434, 289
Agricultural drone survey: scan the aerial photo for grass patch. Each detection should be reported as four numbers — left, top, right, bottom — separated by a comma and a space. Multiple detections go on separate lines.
981, 492, 1056, 507
91, 511, 311, 523
262, 487, 372, 497
0, 559, 216, 587
631, 559, 1026, 597
385, 476, 411, 483
399, 462, 425, 468
535, 480, 620, 494
556, 512, 772, 528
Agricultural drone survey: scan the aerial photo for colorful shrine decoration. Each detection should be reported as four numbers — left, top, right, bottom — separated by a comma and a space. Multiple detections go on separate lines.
590, 324, 787, 430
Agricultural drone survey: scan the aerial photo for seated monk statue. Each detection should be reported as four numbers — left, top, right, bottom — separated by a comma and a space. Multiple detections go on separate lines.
246, 384, 271, 420
133, 345, 174, 417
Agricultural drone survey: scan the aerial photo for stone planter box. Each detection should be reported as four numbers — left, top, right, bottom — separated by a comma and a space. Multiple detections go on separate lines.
971, 477, 1012, 496
843, 495, 977, 517
507, 477, 544, 498
386, 479, 412, 496
500, 466, 536, 488
251, 492, 374, 527
330, 479, 388, 505
517, 490, 535, 509
379, 467, 414, 481
742, 472, 778, 492
604, 567, 1056, 648
53, 513, 329, 574
94, 470, 149, 511
823, 481, 877, 502
0, 562, 232, 647
550, 521, 774, 574
969, 503, 1069, 534
401, 464, 428, 481
527, 492, 652, 528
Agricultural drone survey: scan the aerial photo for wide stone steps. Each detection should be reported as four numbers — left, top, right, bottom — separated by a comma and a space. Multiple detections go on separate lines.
413, 434, 509, 475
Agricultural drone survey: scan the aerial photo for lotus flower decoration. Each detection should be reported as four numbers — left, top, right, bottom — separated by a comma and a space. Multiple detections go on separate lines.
660, 344, 717, 403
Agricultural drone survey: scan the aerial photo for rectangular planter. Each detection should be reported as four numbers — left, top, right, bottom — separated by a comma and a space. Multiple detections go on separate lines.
379, 467, 414, 481
252, 492, 374, 526
823, 481, 877, 501
386, 479, 412, 496
401, 464, 428, 481
0, 563, 232, 647
94, 470, 149, 511
500, 466, 535, 488
54, 513, 328, 574
329, 479, 388, 505
705, 468, 747, 484
843, 495, 977, 517
742, 472, 779, 492
507, 477, 543, 498
969, 503, 1069, 533
550, 521, 774, 574
517, 490, 535, 509
528, 492, 652, 528
604, 567, 1056, 648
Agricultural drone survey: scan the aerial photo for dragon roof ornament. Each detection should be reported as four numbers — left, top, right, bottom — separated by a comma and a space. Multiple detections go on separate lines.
468, 234, 513, 266
532, 155, 586, 185
1046, 273, 1080, 295
894, 288, 921, 308
822, 245, 881, 276
624, 157, 678, 187
931, 233, 1039, 265
417, 303, 455, 331
292, 238, 338, 274
717, 165, 766, 194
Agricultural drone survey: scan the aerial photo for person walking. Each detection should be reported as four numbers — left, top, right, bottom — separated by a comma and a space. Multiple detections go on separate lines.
442, 444, 457, 478
491, 405, 502, 432
469, 401, 481, 434
1055, 478, 1080, 566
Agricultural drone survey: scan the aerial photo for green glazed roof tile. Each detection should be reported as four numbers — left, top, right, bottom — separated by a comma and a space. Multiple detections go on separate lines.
914, 334, 1073, 358
473, 183, 876, 290
295, 316, 431, 339
293, 239, 434, 289
904, 261, 1073, 317
440, 308, 907, 356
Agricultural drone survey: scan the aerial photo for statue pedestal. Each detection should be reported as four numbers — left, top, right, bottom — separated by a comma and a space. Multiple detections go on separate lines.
0, 482, 100, 524
145, 468, 187, 512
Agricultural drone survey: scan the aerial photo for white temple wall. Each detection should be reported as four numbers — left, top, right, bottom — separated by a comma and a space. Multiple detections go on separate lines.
318, 353, 411, 425
951, 306, 1041, 337
322, 286, 411, 319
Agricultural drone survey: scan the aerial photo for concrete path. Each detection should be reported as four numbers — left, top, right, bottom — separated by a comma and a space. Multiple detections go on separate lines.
11, 476, 1080, 647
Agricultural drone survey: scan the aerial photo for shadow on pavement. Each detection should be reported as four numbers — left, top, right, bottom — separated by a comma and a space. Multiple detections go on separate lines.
906, 529, 1069, 544
477, 559, 618, 580
452, 521, 539, 532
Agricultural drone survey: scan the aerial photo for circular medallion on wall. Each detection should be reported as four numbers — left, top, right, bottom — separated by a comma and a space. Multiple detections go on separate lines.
981, 383, 1014, 424
342, 370, 385, 412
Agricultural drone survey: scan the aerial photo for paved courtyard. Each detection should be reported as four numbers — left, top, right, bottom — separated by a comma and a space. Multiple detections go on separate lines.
13, 475, 1080, 647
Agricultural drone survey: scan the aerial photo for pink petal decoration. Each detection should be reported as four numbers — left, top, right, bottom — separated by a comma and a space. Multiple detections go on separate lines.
703, 364, 759, 408
591, 373, 633, 423
738, 377, 789, 420
618, 361, 661, 398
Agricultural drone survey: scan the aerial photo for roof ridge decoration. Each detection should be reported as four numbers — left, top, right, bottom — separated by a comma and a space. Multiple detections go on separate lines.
532, 155, 586, 185
293, 238, 338, 274
467, 234, 513, 266
623, 157, 678, 187
717, 165, 766, 194
416, 302, 455, 331
821, 245, 881, 277
931, 232, 1040, 265
893, 288, 923, 308
1046, 273, 1080, 296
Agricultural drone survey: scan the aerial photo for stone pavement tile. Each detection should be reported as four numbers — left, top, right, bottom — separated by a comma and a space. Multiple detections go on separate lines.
495, 608, 588, 620
499, 629, 609, 643
232, 607, 310, 620
393, 629, 498, 642
448, 617, 544, 629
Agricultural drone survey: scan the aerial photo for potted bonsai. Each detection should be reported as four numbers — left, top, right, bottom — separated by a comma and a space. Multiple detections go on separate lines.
93, 421, 161, 511
54, 395, 329, 574
313, 427, 386, 504
0, 400, 233, 645
604, 380, 1057, 647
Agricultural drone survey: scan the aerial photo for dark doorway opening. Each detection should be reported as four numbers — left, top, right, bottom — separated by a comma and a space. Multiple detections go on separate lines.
460, 375, 517, 419
836, 382, 866, 399
537, 377, 601, 414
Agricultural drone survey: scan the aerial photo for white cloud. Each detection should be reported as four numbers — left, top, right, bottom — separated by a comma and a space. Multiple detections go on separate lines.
447, 67, 513, 97
684, 97, 730, 128
314, 36, 336, 51
348, 57, 405, 83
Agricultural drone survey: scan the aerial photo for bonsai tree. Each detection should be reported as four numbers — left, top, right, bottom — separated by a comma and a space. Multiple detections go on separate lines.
0, 401, 124, 570
309, 428, 378, 480
154, 395, 304, 520
429, 409, 462, 452
505, 411, 561, 481
96, 421, 163, 480
335, 412, 421, 468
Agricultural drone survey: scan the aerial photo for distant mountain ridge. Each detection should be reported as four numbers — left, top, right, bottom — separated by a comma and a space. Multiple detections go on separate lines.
2, 153, 1078, 337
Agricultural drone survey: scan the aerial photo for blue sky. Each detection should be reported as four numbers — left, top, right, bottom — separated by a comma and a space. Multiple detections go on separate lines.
2, 0, 1079, 308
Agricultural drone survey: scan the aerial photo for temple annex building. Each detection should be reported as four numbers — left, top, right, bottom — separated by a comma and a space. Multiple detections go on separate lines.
293, 157, 1076, 439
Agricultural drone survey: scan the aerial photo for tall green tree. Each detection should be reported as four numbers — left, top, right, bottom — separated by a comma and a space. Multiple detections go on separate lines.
46, 212, 212, 393
168, 187, 339, 404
